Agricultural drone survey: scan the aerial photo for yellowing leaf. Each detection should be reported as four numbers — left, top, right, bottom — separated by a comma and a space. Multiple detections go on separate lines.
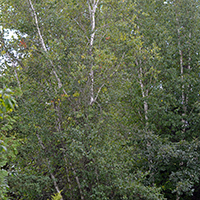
103, 87, 107, 92
73, 91, 80, 97
1, 50, 6, 55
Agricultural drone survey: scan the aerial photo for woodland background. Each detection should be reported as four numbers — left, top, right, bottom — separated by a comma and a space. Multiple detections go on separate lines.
1, 0, 200, 199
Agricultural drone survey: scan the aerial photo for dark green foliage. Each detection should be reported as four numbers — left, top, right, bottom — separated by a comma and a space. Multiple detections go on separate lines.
1, 0, 200, 199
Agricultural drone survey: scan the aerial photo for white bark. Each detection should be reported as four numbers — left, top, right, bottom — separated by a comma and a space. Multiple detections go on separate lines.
61, 148, 84, 200
54, 99, 84, 199
186, 32, 191, 106
135, 24, 149, 123
188, 32, 191, 70
176, 16, 186, 132
176, 193, 180, 200
36, 133, 64, 200
63, 156, 72, 194
69, 162, 84, 200
135, 59, 148, 122
87, 0, 100, 105
28, 0, 66, 94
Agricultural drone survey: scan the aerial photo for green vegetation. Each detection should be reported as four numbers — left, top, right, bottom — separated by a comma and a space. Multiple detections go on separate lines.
1, 0, 200, 199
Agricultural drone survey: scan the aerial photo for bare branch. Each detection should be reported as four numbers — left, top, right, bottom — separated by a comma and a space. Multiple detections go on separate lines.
90, 83, 104, 105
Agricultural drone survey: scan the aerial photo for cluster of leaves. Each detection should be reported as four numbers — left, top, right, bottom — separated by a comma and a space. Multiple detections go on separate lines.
0, 84, 18, 199
1, 0, 200, 199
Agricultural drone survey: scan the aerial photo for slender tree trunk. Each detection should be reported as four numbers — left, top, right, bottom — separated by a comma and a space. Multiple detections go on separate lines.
69, 162, 84, 200
176, 193, 180, 200
54, 101, 84, 200
63, 156, 73, 198
176, 15, 186, 132
36, 133, 64, 200
28, 0, 67, 95
135, 59, 148, 122
188, 32, 191, 70
61, 147, 85, 200
186, 31, 191, 106
135, 24, 149, 124
87, 0, 100, 105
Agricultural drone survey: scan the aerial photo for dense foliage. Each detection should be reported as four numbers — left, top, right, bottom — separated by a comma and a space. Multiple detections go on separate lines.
1, 0, 200, 199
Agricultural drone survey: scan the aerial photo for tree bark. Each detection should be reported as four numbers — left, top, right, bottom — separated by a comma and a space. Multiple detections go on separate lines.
28, 0, 67, 95
87, 0, 100, 105
135, 59, 148, 123
36, 133, 64, 200
176, 15, 186, 133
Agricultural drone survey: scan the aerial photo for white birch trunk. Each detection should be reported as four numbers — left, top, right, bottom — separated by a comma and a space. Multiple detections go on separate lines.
186, 32, 191, 106
135, 59, 148, 122
135, 24, 149, 123
28, 0, 67, 94
176, 16, 186, 132
87, 0, 100, 105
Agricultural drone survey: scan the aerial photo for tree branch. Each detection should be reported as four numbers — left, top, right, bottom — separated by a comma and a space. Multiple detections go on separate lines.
28, 0, 67, 94
36, 132, 64, 200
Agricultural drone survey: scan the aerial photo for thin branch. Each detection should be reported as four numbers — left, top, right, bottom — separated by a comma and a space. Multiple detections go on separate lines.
61, 148, 84, 200
135, 58, 148, 121
176, 13, 186, 132
91, 83, 104, 105
36, 132, 64, 200
95, 0, 100, 8
62, 154, 72, 198
87, 0, 92, 18
73, 18, 90, 42
90, 52, 126, 105
69, 162, 84, 200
